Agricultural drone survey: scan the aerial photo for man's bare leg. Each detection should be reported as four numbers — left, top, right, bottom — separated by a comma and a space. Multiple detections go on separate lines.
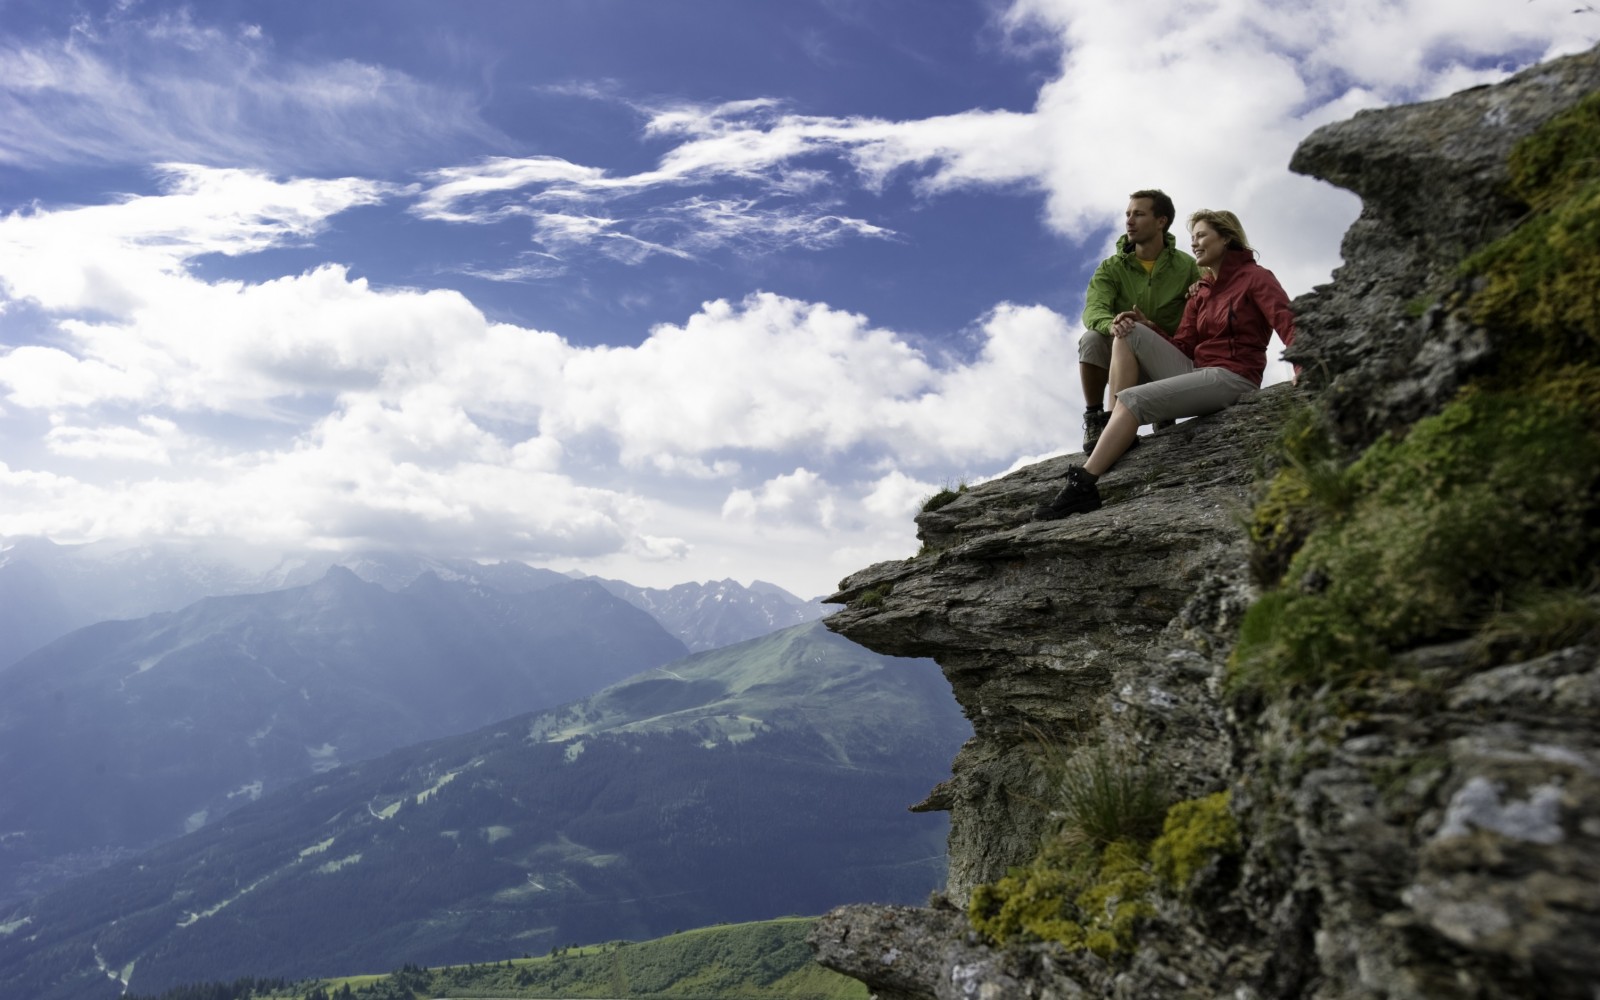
1080, 362, 1108, 410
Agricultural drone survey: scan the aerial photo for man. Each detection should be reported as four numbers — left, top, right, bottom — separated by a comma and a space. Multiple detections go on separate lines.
1078, 189, 1201, 451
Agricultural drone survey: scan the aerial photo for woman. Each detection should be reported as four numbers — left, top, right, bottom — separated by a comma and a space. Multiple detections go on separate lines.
1034, 209, 1295, 521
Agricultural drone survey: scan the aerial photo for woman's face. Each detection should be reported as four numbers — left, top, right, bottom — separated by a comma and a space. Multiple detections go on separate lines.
1190, 220, 1227, 270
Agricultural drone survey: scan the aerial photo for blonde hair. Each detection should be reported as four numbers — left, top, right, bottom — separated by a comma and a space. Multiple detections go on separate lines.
1188, 209, 1252, 254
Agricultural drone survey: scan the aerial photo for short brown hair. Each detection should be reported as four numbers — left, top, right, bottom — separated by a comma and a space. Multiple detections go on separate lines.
1129, 189, 1177, 232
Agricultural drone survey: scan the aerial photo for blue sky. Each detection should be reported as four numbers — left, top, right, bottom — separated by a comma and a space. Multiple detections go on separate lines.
0, 0, 1593, 597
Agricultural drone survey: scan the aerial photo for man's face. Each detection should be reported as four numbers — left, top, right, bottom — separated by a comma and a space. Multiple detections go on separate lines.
1125, 198, 1166, 246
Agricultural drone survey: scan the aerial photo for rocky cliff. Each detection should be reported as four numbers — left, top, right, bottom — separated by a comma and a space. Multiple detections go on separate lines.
810, 45, 1600, 1000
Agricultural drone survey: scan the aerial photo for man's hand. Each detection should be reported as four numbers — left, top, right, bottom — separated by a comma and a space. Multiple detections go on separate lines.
1111, 305, 1147, 338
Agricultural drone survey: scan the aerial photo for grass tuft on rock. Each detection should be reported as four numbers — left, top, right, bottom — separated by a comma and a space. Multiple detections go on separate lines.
921, 480, 969, 513
1053, 747, 1168, 848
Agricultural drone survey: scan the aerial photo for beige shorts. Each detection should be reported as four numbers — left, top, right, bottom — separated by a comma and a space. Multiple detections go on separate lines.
1078, 328, 1112, 368
1112, 323, 1257, 424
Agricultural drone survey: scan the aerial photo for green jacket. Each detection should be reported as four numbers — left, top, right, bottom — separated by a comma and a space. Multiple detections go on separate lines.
1081, 232, 1202, 337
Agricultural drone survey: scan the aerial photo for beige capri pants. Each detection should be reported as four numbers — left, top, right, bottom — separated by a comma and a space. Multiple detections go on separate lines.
1112, 324, 1257, 425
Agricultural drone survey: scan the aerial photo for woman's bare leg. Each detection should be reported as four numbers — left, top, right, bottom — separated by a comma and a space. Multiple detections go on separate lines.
1085, 402, 1139, 476
1108, 329, 1142, 403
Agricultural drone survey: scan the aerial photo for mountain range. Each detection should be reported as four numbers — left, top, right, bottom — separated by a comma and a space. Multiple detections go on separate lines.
0, 620, 968, 1000
0, 537, 826, 667
0, 566, 687, 902
591, 576, 827, 652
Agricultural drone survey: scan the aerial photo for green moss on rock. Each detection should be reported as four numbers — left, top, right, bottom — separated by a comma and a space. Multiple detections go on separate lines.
968, 858, 1089, 950
1150, 791, 1241, 890
1238, 87, 1600, 698
855, 584, 892, 608
1073, 841, 1155, 958
1247, 407, 1354, 587
1467, 91, 1600, 376
969, 792, 1247, 955
1234, 390, 1600, 692
967, 839, 1153, 956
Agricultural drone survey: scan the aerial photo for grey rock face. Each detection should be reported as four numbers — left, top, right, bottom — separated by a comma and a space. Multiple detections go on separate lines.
830, 386, 1299, 900
1286, 46, 1600, 449
811, 44, 1600, 1000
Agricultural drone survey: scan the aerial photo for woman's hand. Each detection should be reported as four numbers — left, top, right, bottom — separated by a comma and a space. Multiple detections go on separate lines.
1111, 305, 1148, 338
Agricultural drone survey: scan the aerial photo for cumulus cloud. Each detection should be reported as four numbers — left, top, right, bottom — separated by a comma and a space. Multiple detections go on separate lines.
3, 2, 1592, 596
1003, 0, 1597, 299
45, 415, 187, 464
0, 163, 394, 317
0, 168, 1083, 587
860, 469, 943, 521
0, 10, 499, 172
0, 172, 1081, 586
722, 468, 838, 529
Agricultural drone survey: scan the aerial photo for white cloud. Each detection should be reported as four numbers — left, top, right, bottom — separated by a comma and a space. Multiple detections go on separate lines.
861, 469, 942, 521
0, 173, 1079, 588
45, 415, 186, 464
3, 3, 1592, 598
0, 170, 1084, 590
722, 467, 837, 529
529, 293, 1082, 471
414, 156, 606, 223
0, 164, 394, 316
0, 11, 499, 172
1004, 0, 1597, 297
668, 197, 894, 253
408, 99, 1034, 268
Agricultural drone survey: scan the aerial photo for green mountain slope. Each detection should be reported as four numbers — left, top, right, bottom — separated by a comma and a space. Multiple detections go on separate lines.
0, 568, 687, 903
0, 621, 968, 999
128, 918, 867, 1000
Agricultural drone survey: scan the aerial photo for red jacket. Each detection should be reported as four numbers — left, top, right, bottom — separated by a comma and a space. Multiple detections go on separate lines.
1169, 249, 1295, 386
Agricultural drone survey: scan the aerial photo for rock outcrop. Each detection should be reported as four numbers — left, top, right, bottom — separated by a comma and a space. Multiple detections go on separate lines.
811, 46, 1600, 1000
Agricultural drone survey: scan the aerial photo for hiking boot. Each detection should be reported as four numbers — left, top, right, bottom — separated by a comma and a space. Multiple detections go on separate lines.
1082, 409, 1109, 452
1033, 465, 1102, 521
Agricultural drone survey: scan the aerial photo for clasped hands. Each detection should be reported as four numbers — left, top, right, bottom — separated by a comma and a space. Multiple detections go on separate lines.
1111, 306, 1148, 338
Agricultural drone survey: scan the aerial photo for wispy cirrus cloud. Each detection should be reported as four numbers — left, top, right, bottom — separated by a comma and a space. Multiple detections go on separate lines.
410, 156, 606, 223
0, 9, 500, 174
411, 96, 1037, 272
